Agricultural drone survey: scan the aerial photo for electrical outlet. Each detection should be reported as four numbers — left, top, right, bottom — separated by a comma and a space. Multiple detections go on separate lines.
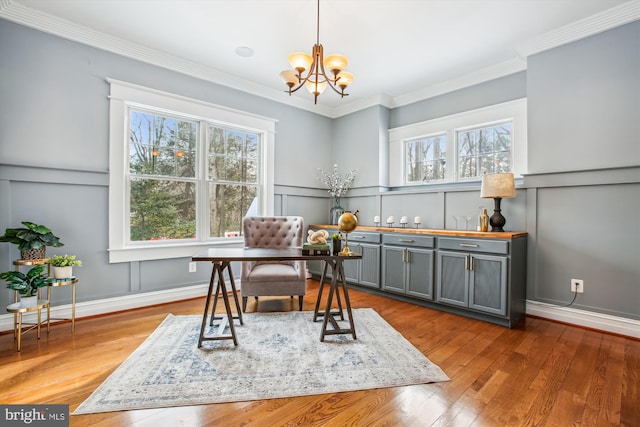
189, 262, 197, 273
571, 278, 584, 293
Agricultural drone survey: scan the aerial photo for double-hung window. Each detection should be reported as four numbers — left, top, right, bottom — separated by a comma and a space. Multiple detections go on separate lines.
390, 99, 526, 187
108, 79, 275, 262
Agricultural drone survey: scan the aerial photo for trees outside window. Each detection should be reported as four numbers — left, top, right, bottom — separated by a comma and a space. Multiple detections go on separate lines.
457, 122, 512, 180
405, 134, 447, 184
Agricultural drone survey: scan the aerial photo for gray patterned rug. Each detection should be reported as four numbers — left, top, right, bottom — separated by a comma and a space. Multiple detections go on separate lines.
73, 308, 449, 414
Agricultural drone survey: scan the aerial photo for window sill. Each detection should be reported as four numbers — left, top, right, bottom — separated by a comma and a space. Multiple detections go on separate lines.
108, 239, 243, 263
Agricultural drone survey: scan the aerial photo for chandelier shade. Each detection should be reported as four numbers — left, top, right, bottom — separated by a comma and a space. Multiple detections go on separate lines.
280, 0, 353, 104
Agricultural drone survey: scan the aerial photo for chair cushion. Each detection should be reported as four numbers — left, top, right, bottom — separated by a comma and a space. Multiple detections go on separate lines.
246, 264, 300, 282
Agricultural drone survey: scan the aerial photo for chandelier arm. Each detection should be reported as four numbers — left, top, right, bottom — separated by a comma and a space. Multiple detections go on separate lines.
316, 54, 346, 96
325, 80, 349, 96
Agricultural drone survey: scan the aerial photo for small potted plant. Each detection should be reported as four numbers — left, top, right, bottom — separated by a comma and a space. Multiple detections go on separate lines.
0, 221, 64, 260
47, 254, 82, 279
1, 265, 53, 307
331, 233, 342, 255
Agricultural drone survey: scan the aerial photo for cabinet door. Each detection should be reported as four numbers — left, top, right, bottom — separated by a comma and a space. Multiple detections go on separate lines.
359, 243, 380, 288
342, 243, 360, 284
382, 246, 405, 294
469, 254, 507, 315
406, 248, 434, 301
436, 250, 468, 307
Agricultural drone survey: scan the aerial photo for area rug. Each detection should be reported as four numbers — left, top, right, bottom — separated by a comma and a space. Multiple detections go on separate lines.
73, 308, 449, 414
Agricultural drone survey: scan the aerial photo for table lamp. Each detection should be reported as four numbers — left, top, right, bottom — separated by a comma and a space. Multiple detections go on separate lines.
480, 173, 516, 232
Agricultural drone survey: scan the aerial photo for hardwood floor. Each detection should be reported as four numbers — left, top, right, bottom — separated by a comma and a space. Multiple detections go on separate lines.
1, 280, 638, 427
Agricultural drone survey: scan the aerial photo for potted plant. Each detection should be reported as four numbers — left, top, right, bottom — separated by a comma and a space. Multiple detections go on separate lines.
1, 265, 53, 307
0, 221, 64, 260
47, 254, 82, 279
331, 233, 342, 255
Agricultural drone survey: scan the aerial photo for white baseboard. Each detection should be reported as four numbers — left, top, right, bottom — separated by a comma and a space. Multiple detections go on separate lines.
526, 300, 640, 338
2, 291, 636, 339
0, 283, 210, 333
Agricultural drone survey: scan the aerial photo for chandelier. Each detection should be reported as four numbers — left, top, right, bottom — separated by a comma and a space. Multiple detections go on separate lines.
279, 0, 354, 104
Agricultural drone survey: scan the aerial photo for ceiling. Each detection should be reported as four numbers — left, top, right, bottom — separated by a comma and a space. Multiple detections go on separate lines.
1, 0, 637, 117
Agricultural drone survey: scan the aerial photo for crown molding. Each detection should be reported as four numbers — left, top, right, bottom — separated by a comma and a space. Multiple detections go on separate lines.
390, 58, 527, 109
2, 0, 638, 118
329, 93, 394, 118
516, 0, 640, 58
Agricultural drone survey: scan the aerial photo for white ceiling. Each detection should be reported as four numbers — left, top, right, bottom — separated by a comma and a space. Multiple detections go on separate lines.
2, 0, 638, 116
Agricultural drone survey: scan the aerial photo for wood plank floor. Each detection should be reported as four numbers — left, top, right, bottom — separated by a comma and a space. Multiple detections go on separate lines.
1, 280, 638, 427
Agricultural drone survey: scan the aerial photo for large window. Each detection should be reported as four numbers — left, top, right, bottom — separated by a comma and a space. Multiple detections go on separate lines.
108, 79, 275, 262
391, 99, 526, 187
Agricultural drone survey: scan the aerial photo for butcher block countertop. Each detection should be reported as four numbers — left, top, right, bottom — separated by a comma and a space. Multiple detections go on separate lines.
309, 224, 528, 239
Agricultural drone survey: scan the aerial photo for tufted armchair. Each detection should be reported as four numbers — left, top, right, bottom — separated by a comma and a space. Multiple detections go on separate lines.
241, 216, 306, 312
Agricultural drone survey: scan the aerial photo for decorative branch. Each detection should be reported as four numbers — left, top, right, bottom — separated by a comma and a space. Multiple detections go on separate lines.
317, 164, 358, 198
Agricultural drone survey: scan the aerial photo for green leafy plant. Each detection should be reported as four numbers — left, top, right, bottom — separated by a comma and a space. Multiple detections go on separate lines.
47, 254, 82, 268
1, 265, 53, 296
0, 221, 64, 251
331, 233, 342, 240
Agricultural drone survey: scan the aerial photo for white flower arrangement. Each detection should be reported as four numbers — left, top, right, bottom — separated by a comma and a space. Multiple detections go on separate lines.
317, 164, 358, 198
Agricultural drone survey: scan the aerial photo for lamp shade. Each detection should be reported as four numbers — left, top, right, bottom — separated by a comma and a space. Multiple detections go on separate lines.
288, 52, 313, 72
336, 71, 354, 88
480, 173, 516, 198
305, 79, 327, 95
323, 54, 348, 73
279, 70, 298, 85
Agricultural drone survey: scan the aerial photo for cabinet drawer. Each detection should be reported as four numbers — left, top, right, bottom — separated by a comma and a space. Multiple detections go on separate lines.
383, 234, 434, 248
348, 231, 381, 244
438, 237, 508, 255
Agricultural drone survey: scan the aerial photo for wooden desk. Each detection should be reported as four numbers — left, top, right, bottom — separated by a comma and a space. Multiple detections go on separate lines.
192, 248, 362, 346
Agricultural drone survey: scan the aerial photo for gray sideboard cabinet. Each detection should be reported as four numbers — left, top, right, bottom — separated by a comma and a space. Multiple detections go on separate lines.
382, 233, 435, 300
436, 236, 527, 327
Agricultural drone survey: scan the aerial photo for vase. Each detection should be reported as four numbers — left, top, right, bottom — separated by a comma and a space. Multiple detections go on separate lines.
332, 238, 342, 255
53, 266, 73, 279
20, 295, 38, 308
329, 198, 345, 225
20, 247, 46, 260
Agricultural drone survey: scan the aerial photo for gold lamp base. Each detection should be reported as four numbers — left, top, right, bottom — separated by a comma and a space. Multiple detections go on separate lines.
337, 211, 358, 256
339, 245, 356, 256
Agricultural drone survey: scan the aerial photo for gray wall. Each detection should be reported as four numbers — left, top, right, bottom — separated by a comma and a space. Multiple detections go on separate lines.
1, 18, 638, 322
523, 21, 639, 320
527, 22, 639, 174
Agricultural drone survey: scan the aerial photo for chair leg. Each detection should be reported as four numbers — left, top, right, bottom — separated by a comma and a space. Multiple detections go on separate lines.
298, 295, 303, 311
242, 296, 248, 312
